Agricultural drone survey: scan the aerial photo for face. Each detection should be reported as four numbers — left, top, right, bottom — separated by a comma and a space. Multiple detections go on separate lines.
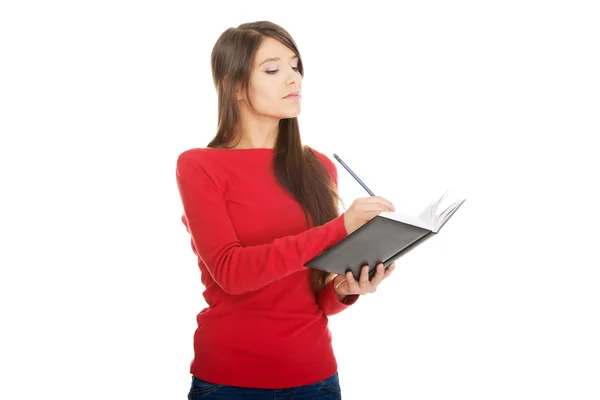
238, 37, 302, 119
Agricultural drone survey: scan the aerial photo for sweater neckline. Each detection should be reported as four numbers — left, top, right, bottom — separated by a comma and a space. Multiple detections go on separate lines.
204, 147, 275, 152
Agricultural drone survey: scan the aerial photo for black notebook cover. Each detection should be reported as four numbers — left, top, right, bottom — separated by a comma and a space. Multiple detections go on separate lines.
304, 216, 436, 281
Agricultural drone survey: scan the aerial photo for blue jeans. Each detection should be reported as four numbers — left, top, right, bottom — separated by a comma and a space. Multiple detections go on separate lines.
187, 372, 342, 399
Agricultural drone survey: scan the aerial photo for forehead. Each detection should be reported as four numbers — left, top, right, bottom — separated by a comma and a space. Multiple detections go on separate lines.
253, 37, 297, 66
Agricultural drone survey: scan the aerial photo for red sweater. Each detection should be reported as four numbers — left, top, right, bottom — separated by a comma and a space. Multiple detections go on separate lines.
175, 146, 359, 389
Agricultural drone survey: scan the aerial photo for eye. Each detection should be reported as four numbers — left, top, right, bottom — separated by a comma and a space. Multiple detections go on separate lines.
265, 66, 300, 75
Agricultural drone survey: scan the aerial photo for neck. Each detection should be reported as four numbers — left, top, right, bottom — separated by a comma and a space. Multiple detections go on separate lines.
230, 105, 280, 149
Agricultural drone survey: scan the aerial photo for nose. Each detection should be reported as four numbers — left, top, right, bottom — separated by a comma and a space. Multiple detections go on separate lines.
285, 66, 300, 86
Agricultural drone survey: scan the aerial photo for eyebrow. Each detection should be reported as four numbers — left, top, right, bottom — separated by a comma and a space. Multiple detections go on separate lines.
258, 55, 299, 67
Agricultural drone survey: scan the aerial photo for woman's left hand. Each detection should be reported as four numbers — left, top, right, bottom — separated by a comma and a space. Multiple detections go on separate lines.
333, 262, 395, 296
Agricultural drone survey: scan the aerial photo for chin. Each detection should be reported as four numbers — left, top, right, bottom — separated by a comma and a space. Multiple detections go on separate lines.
280, 106, 301, 119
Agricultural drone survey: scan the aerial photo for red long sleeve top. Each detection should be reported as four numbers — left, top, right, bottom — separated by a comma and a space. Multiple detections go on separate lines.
175, 146, 359, 389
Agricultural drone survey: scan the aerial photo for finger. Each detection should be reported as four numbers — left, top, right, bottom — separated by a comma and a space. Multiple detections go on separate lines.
361, 196, 394, 208
370, 263, 386, 286
362, 206, 393, 214
359, 265, 371, 288
358, 202, 394, 213
345, 270, 359, 292
361, 196, 395, 212
383, 263, 396, 279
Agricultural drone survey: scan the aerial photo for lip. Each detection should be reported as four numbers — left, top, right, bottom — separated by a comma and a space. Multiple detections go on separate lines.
284, 92, 301, 99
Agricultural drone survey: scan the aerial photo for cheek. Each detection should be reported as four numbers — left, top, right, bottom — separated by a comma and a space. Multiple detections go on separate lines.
249, 80, 280, 110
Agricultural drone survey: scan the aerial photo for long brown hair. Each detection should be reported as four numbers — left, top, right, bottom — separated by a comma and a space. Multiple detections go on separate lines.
207, 21, 341, 293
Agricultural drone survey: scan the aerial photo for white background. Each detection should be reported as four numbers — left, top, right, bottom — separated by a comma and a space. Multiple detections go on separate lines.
1, 1, 599, 399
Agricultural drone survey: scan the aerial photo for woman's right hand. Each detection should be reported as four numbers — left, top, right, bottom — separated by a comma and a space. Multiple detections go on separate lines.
343, 196, 396, 235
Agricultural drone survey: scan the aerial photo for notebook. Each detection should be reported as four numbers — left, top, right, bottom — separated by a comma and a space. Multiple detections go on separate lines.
304, 190, 466, 280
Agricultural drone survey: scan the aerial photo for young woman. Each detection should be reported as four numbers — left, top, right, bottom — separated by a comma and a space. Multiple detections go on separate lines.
175, 21, 396, 399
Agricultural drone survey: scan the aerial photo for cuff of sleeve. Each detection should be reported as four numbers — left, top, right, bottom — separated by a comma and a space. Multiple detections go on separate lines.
334, 293, 360, 307
339, 291, 359, 306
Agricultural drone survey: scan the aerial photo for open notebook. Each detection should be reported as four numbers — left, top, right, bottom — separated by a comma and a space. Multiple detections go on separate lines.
304, 190, 466, 280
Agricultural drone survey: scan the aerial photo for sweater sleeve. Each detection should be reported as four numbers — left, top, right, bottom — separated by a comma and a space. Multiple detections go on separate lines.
175, 151, 349, 295
315, 154, 360, 315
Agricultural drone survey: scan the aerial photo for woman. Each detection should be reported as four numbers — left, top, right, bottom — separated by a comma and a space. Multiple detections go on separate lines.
175, 21, 396, 399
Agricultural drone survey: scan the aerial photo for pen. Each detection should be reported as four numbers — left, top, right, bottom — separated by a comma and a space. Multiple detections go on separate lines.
332, 153, 376, 196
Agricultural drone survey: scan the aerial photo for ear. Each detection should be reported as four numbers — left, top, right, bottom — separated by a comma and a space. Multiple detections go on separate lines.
235, 81, 246, 101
